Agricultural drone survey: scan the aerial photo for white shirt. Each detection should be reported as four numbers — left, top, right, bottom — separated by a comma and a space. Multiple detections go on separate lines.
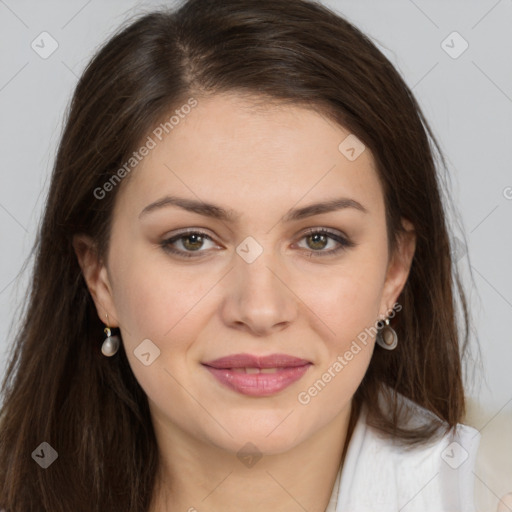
326, 392, 481, 512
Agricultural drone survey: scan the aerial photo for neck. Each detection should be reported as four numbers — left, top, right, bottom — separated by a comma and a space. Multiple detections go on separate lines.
149, 400, 359, 512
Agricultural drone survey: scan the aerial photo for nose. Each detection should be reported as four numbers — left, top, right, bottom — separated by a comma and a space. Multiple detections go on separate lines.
219, 245, 299, 337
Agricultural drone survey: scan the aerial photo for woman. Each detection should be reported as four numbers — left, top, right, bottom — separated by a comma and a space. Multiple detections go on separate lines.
0, 0, 481, 510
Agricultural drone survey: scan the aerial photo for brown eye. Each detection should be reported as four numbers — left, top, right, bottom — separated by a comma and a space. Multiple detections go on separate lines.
296, 229, 355, 257
181, 233, 205, 251
305, 233, 329, 251
160, 230, 219, 258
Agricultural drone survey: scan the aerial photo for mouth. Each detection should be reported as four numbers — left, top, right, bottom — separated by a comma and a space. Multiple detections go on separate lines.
201, 353, 312, 397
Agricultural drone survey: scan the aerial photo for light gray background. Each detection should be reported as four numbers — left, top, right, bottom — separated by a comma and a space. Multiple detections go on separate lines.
1, 1, 511, 413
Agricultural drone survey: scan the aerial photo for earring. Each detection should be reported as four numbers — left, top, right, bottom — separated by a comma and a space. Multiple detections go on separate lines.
376, 317, 398, 350
101, 314, 120, 357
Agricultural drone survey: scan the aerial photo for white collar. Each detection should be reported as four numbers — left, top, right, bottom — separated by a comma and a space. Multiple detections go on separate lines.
324, 404, 367, 512
324, 394, 481, 512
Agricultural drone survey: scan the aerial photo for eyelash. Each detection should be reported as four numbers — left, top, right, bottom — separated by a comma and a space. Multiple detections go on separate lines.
160, 228, 355, 259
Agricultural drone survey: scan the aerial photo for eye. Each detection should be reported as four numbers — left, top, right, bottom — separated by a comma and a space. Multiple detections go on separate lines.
160, 227, 355, 259
295, 228, 355, 257
160, 230, 220, 258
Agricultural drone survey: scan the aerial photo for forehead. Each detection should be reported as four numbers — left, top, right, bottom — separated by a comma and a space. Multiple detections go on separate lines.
116, 93, 384, 219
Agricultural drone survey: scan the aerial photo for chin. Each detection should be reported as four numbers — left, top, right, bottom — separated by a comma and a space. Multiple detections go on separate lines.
206, 418, 308, 456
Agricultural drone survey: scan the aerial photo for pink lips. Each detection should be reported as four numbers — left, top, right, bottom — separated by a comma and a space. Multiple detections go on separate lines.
202, 353, 312, 397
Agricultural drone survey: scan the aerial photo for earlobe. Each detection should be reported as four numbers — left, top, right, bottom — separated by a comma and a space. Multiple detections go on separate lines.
72, 234, 119, 327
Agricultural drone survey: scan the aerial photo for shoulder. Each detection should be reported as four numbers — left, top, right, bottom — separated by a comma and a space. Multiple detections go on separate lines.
337, 389, 481, 512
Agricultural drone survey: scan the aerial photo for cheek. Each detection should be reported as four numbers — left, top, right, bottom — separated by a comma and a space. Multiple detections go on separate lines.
108, 250, 200, 401
109, 241, 204, 338
304, 259, 387, 346
294, 268, 383, 412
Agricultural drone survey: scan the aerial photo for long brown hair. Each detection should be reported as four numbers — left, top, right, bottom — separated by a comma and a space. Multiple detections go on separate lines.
0, 0, 477, 509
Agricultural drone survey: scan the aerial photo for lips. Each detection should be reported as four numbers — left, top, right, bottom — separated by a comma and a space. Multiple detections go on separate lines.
202, 353, 311, 369
202, 353, 312, 397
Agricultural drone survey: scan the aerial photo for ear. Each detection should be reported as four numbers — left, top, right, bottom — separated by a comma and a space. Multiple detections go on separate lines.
379, 218, 416, 317
72, 234, 120, 327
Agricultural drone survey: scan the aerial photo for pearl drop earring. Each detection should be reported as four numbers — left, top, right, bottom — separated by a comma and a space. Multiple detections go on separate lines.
101, 314, 120, 357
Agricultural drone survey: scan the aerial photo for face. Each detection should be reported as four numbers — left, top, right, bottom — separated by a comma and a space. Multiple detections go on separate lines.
75, 93, 415, 455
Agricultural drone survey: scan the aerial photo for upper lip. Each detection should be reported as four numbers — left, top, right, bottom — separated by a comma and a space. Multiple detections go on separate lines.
202, 353, 311, 369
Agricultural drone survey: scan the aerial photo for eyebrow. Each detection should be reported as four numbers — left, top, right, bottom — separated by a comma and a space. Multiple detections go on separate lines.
138, 195, 368, 222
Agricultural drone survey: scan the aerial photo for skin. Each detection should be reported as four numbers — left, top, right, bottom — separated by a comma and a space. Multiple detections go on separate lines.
74, 93, 416, 512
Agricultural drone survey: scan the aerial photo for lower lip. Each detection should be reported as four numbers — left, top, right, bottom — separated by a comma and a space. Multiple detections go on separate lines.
203, 364, 312, 397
